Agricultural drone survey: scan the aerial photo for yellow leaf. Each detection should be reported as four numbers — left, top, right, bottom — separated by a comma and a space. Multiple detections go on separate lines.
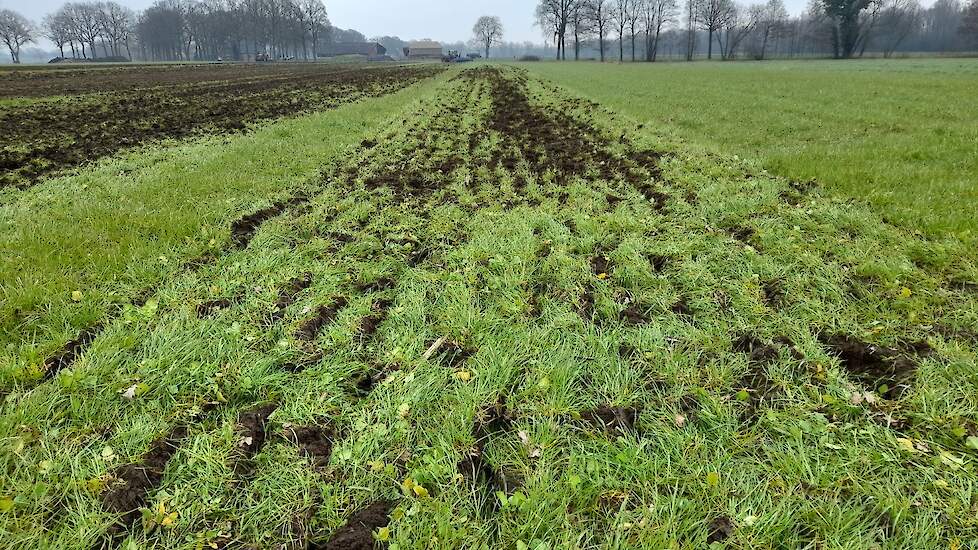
375, 526, 391, 541
71, 291, 84, 302
161, 512, 177, 527
412, 484, 429, 498
706, 471, 720, 488
398, 403, 411, 418
454, 370, 472, 382
401, 477, 415, 493
896, 438, 916, 453
899, 287, 912, 299
0, 497, 13, 513
597, 273, 608, 280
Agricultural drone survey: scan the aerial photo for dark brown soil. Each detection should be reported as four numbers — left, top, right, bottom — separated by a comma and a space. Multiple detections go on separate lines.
579, 405, 640, 435
591, 254, 613, 277
820, 334, 929, 398
356, 277, 396, 293
648, 254, 671, 272
102, 426, 188, 531
283, 424, 333, 468
296, 298, 348, 342
620, 302, 649, 326
430, 341, 477, 369
270, 273, 314, 322
762, 280, 785, 308
1, 65, 444, 188
733, 334, 780, 364
707, 516, 735, 543
359, 299, 393, 338
671, 297, 693, 318
233, 404, 277, 479
311, 501, 394, 550
231, 196, 307, 249
42, 325, 102, 379
578, 289, 597, 322
197, 298, 233, 317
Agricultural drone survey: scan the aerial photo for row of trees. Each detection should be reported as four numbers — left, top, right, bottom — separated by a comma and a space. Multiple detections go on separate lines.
534, 0, 978, 61
1, 0, 333, 63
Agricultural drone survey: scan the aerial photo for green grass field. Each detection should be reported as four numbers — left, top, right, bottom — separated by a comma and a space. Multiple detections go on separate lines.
1, 63, 977, 549
523, 59, 978, 243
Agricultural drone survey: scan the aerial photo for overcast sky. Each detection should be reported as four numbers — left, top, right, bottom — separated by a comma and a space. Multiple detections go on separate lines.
7, 0, 830, 44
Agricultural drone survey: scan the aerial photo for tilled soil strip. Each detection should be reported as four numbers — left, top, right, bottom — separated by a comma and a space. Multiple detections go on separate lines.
0, 64, 445, 188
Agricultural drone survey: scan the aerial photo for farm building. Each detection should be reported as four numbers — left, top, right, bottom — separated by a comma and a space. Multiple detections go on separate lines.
320, 42, 387, 57
403, 40, 443, 60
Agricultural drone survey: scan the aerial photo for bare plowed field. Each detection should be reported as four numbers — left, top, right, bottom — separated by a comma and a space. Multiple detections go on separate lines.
0, 64, 443, 188
1, 66, 976, 548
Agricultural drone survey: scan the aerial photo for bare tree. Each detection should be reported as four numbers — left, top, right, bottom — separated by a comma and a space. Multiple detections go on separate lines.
684, 0, 700, 59
585, 0, 612, 60
873, 0, 922, 56
611, 0, 632, 60
0, 9, 35, 63
959, 0, 978, 46
536, 0, 582, 59
718, 2, 759, 58
570, 1, 592, 59
750, 0, 788, 58
43, 12, 73, 58
698, 0, 735, 58
473, 15, 504, 59
641, 0, 678, 61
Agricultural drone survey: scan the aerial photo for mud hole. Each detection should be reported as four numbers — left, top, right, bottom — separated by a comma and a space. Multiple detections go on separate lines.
102, 426, 188, 533
269, 273, 314, 322
359, 299, 393, 339
233, 404, 278, 479
42, 325, 102, 379
458, 396, 522, 511
231, 196, 307, 249
309, 500, 394, 550
578, 405, 641, 435
821, 334, 931, 399
296, 298, 348, 342
282, 423, 333, 468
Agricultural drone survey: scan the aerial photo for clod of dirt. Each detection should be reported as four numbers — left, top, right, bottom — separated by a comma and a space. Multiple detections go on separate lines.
311, 501, 395, 550
820, 334, 928, 399
473, 396, 514, 445
578, 289, 597, 322
283, 424, 333, 467
637, 184, 669, 211
43, 325, 102, 379
359, 299, 393, 338
237, 404, 277, 458
231, 199, 298, 248
671, 298, 693, 318
733, 334, 780, 364
102, 426, 188, 530
296, 298, 348, 342
619, 302, 649, 326
707, 516, 735, 543
648, 254, 671, 273
430, 341, 477, 370
356, 277, 396, 293
270, 273, 314, 322
591, 255, 613, 277
728, 225, 756, 245
579, 406, 640, 435
197, 298, 233, 317
762, 280, 785, 308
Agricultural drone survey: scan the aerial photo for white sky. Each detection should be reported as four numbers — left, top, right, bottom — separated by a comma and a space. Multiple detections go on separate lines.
6, 0, 827, 45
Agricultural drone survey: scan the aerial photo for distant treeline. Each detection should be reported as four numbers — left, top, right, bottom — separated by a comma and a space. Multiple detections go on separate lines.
2, 0, 978, 64
533, 0, 978, 61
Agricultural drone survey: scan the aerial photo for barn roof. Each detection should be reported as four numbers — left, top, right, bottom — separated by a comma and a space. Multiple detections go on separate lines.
408, 40, 442, 49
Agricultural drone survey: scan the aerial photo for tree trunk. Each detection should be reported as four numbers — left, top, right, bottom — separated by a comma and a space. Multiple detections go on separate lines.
708, 30, 714, 59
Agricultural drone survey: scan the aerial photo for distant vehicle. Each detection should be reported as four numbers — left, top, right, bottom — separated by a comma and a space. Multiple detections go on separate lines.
256, 53, 271, 62
442, 50, 473, 63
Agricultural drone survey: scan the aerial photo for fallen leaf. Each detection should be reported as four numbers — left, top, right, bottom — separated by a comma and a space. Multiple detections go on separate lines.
71, 291, 83, 302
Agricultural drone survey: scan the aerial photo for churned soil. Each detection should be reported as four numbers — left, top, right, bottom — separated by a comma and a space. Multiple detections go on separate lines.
0, 64, 443, 188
